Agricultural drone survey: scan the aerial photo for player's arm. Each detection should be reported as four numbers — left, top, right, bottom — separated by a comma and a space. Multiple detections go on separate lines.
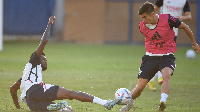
178, 22, 200, 53
176, 1, 192, 21
36, 16, 56, 57
177, 12, 192, 21
10, 79, 21, 109
168, 15, 199, 53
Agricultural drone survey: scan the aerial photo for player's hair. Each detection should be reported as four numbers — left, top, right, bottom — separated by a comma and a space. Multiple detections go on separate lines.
139, 1, 155, 15
30, 52, 45, 58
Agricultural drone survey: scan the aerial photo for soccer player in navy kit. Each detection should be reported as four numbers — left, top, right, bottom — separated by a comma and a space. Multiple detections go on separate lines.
120, 2, 200, 111
10, 16, 121, 111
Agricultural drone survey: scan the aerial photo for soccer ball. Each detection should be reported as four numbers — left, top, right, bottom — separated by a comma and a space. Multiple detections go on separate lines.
186, 49, 196, 59
115, 88, 132, 105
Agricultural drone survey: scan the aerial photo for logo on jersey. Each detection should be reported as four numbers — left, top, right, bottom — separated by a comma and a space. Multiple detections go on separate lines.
27, 66, 38, 82
171, 65, 175, 69
138, 68, 142, 76
166, 5, 182, 13
151, 31, 162, 40
150, 31, 165, 48
170, 16, 176, 22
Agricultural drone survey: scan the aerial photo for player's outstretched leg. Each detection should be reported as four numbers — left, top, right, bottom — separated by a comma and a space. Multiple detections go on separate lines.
57, 87, 122, 110
104, 99, 122, 110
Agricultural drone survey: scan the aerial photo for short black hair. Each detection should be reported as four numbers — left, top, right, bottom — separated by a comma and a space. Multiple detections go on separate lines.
139, 1, 155, 15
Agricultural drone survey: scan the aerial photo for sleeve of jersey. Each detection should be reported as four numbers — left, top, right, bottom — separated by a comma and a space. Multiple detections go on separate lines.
29, 52, 41, 68
183, 0, 191, 12
168, 15, 181, 28
155, 0, 163, 7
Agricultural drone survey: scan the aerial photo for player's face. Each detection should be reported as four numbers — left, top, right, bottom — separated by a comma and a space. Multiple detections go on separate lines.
140, 12, 154, 24
40, 55, 47, 71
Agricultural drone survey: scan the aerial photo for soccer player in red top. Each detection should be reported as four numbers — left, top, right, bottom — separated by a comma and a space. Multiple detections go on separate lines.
120, 2, 200, 111
146, 0, 192, 91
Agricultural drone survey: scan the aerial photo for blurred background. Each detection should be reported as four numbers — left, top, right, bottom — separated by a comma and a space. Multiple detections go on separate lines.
1, 1, 200, 111
1, 0, 200, 51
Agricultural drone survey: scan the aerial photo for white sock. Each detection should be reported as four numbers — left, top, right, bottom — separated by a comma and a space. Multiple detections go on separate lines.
149, 72, 158, 82
160, 93, 168, 103
93, 97, 107, 105
130, 99, 135, 104
158, 71, 162, 79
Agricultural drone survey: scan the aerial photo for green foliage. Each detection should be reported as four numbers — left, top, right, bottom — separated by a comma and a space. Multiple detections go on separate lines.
0, 41, 199, 111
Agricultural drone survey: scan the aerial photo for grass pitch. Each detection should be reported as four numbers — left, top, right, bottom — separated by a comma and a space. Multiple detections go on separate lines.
0, 40, 199, 111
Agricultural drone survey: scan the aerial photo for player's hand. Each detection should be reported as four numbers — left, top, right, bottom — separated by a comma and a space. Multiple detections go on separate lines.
48, 16, 56, 24
192, 43, 200, 54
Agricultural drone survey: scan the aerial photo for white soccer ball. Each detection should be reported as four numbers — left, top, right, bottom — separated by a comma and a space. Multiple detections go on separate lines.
115, 88, 132, 105
186, 49, 196, 59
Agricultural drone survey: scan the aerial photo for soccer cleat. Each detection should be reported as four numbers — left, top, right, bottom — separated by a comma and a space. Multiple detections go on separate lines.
158, 77, 163, 85
158, 102, 166, 111
104, 99, 122, 110
147, 82, 156, 91
120, 99, 134, 111
47, 101, 68, 111
59, 106, 73, 111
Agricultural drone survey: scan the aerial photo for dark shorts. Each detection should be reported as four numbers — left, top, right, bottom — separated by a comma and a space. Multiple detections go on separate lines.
138, 54, 176, 81
26, 83, 59, 111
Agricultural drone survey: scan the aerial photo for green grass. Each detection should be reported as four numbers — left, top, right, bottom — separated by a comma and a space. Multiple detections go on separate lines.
0, 40, 200, 111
